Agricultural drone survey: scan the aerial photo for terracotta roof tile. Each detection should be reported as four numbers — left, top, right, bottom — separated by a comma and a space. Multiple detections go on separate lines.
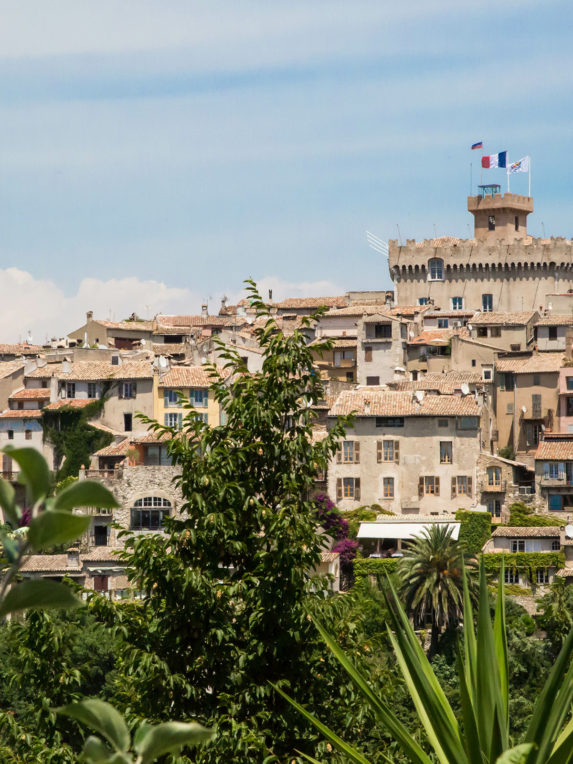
535, 439, 573, 460
471, 311, 537, 326
0, 409, 42, 419
496, 353, 564, 374
0, 361, 25, 378
0, 344, 43, 355
94, 439, 131, 457
20, 554, 71, 572
26, 361, 153, 381
157, 314, 234, 328
328, 389, 480, 417
324, 305, 391, 318
151, 344, 188, 355
492, 526, 562, 537
390, 371, 483, 394
275, 296, 347, 309
158, 365, 216, 388
43, 399, 94, 411
535, 315, 573, 326
10, 389, 51, 400
408, 329, 454, 346
93, 320, 153, 332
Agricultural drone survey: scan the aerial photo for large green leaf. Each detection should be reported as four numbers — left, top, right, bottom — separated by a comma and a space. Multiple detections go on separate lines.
495, 744, 535, 763
82, 736, 113, 762
28, 510, 91, 550
493, 562, 509, 727
0, 579, 80, 618
3, 447, 51, 502
54, 480, 118, 512
273, 684, 371, 764
57, 699, 130, 752
546, 715, 573, 764
0, 478, 17, 526
133, 721, 214, 763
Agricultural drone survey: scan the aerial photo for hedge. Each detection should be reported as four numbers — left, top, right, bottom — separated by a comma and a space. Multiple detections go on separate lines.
503, 502, 563, 527
455, 510, 492, 555
481, 551, 564, 575
354, 557, 399, 583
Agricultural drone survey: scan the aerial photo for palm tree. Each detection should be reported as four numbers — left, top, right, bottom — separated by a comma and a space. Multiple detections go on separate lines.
398, 524, 476, 657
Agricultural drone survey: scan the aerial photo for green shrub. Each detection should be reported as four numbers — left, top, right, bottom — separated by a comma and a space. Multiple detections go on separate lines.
504, 501, 563, 527
498, 445, 515, 460
482, 551, 564, 577
455, 509, 492, 555
353, 557, 399, 583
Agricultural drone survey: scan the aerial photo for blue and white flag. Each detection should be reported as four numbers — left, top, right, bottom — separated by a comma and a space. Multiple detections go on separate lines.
508, 156, 530, 174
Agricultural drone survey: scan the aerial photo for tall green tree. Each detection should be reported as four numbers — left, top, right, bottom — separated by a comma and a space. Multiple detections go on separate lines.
98, 282, 350, 761
398, 525, 476, 657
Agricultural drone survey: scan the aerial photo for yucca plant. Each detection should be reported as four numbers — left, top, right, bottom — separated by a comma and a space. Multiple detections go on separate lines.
276, 561, 573, 763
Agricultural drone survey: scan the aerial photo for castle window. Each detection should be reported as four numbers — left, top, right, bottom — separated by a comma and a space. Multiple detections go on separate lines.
451, 297, 463, 310
482, 294, 493, 312
515, 216, 519, 232
549, 327, 558, 341
437, 319, 449, 329
418, 297, 429, 306
428, 258, 443, 281
488, 215, 496, 231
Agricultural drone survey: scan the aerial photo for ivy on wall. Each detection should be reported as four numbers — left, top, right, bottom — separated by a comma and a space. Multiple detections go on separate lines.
455, 510, 492, 555
481, 551, 565, 577
353, 557, 398, 583
42, 393, 113, 480
503, 501, 563, 527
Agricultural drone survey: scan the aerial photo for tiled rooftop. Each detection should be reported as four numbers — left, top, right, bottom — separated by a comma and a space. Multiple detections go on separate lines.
535, 315, 573, 326
471, 311, 537, 326
0, 344, 43, 355
0, 361, 25, 378
496, 353, 564, 374
9, 388, 51, 400
492, 526, 562, 537
91, 320, 154, 332
324, 305, 390, 318
408, 329, 454, 346
156, 314, 234, 328
391, 371, 483, 394
94, 439, 131, 457
158, 365, 216, 388
275, 296, 348, 309
329, 389, 480, 417
0, 409, 42, 419
26, 360, 153, 381
43, 399, 95, 411
535, 439, 573, 460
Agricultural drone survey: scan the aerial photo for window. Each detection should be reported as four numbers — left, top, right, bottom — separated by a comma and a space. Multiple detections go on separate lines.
124, 413, 133, 432
336, 478, 360, 500
120, 382, 137, 399
422, 476, 440, 495
546, 462, 562, 480
477, 327, 488, 338
452, 476, 473, 497
551, 539, 561, 551
483, 369, 492, 381
549, 326, 558, 341
488, 215, 496, 231
567, 397, 573, 417
533, 373, 540, 386
418, 297, 429, 306
66, 382, 76, 399
500, 373, 515, 392
487, 466, 501, 486
383, 477, 394, 498
164, 412, 183, 429
366, 376, 380, 386
515, 215, 519, 232
549, 494, 564, 511
490, 327, 501, 338
504, 568, 518, 584
532, 393, 542, 418
488, 499, 501, 517
482, 293, 493, 312
25, 430, 32, 441
130, 496, 171, 530
340, 441, 359, 464
7, 430, 13, 440
93, 575, 109, 592
471, 359, 476, 367
437, 319, 449, 329
190, 388, 208, 407
438, 418, 449, 428
376, 417, 404, 428
428, 258, 444, 281
164, 389, 181, 407
364, 346, 373, 362
506, 402, 514, 414
93, 525, 108, 546
17, 402, 23, 410
374, 323, 392, 339
87, 383, 97, 399
334, 349, 355, 367
536, 569, 549, 584
451, 297, 463, 311
377, 440, 400, 463
346, 371, 354, 382
440, 441, 452, 464
458, 416, 479, 429
567, 377, 573, 391
511, 539, 526, 553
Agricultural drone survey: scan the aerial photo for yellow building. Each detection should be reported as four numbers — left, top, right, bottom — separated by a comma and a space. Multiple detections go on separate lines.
154, 366, 222, 428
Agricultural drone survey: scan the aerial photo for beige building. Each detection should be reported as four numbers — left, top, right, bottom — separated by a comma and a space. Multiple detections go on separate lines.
68, 312, 154, 349
327, 389, 483, 515
535, 315, 573, 352
482, 526, 562, 588
356, 313, 409, 386
469, 312, 538, 352
534, 434, 573, 516
388, 191, 573, 314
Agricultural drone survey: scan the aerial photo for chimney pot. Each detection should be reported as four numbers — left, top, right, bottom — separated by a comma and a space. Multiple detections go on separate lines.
201, 304, 208, 318
86, 310, 94, 322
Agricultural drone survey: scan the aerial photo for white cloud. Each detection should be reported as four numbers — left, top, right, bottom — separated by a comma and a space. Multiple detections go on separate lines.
0, 268, 345, 343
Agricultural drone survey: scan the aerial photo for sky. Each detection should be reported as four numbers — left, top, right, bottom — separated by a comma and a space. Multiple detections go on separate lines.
0, 0, 572, 341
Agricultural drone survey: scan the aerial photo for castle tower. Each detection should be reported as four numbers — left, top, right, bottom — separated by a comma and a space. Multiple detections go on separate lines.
467, 185, 533, 242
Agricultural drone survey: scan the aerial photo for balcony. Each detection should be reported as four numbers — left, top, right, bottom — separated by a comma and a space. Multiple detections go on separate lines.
539, 474, 573, 488
80, 507, 114, 516
480, 480, 507, 493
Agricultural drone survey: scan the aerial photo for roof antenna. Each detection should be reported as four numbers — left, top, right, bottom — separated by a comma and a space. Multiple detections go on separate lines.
396, 224, 403, 245
541, 221, 546, 238
433, 224, 437, 238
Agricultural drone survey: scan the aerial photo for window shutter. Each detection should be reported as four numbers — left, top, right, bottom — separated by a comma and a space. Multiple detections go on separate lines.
336, 479, 342, 501
467, 477, 473, 497
394, 441, 400, 464
354, 478, 361, 501
164, 414, 169, 426
164, 392, 169, 407
337, 448, 342, 464
204, 389, 209, 407
377, 441, 382, 463
451, 477, 457, 498
132, 382, 137, 397
365, 346, 373, 362
418, 477, 424, 497
354, 442, 360, 464
435, 476, 440, 495
178, 413, 183, 429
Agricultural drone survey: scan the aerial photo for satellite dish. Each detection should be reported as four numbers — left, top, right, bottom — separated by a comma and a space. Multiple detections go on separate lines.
461, 383, 470, 396
415, 390, 425, 403
159, 356, 168, 368
408, 329, 415, 338
521, 405, 527, 414
140, 339, 146, 346
467, 323, 473, 331
566, 525, 573, 539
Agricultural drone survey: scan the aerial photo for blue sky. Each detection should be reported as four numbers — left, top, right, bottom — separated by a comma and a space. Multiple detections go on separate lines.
0, 0, 571, 340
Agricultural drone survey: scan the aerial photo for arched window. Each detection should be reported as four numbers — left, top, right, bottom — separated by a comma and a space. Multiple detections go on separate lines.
130, 496, 171, 530
428, 258, 444, 281
487, 466, 501, 487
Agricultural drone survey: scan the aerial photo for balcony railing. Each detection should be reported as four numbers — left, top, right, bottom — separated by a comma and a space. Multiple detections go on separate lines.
479, 480, 507, 493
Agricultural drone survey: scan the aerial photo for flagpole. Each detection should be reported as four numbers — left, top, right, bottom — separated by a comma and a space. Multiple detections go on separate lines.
470, 162, 472, 195
528, 156, 531, 197
507, 164, 510, 193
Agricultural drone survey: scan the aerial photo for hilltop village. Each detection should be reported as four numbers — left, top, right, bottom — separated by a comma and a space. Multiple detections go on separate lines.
5, 187, 573, 596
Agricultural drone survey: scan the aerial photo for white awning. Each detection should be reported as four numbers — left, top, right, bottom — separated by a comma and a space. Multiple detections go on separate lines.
357, 521, 460, 541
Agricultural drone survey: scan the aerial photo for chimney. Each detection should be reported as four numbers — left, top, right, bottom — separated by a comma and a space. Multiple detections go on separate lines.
86, 310, 94, 322
201, 304, 208, 318
67, 548, 81, 568
268, 289, 273, 301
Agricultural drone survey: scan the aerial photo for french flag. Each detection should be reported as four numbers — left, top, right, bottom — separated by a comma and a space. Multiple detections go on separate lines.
482, 151, 507, 169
